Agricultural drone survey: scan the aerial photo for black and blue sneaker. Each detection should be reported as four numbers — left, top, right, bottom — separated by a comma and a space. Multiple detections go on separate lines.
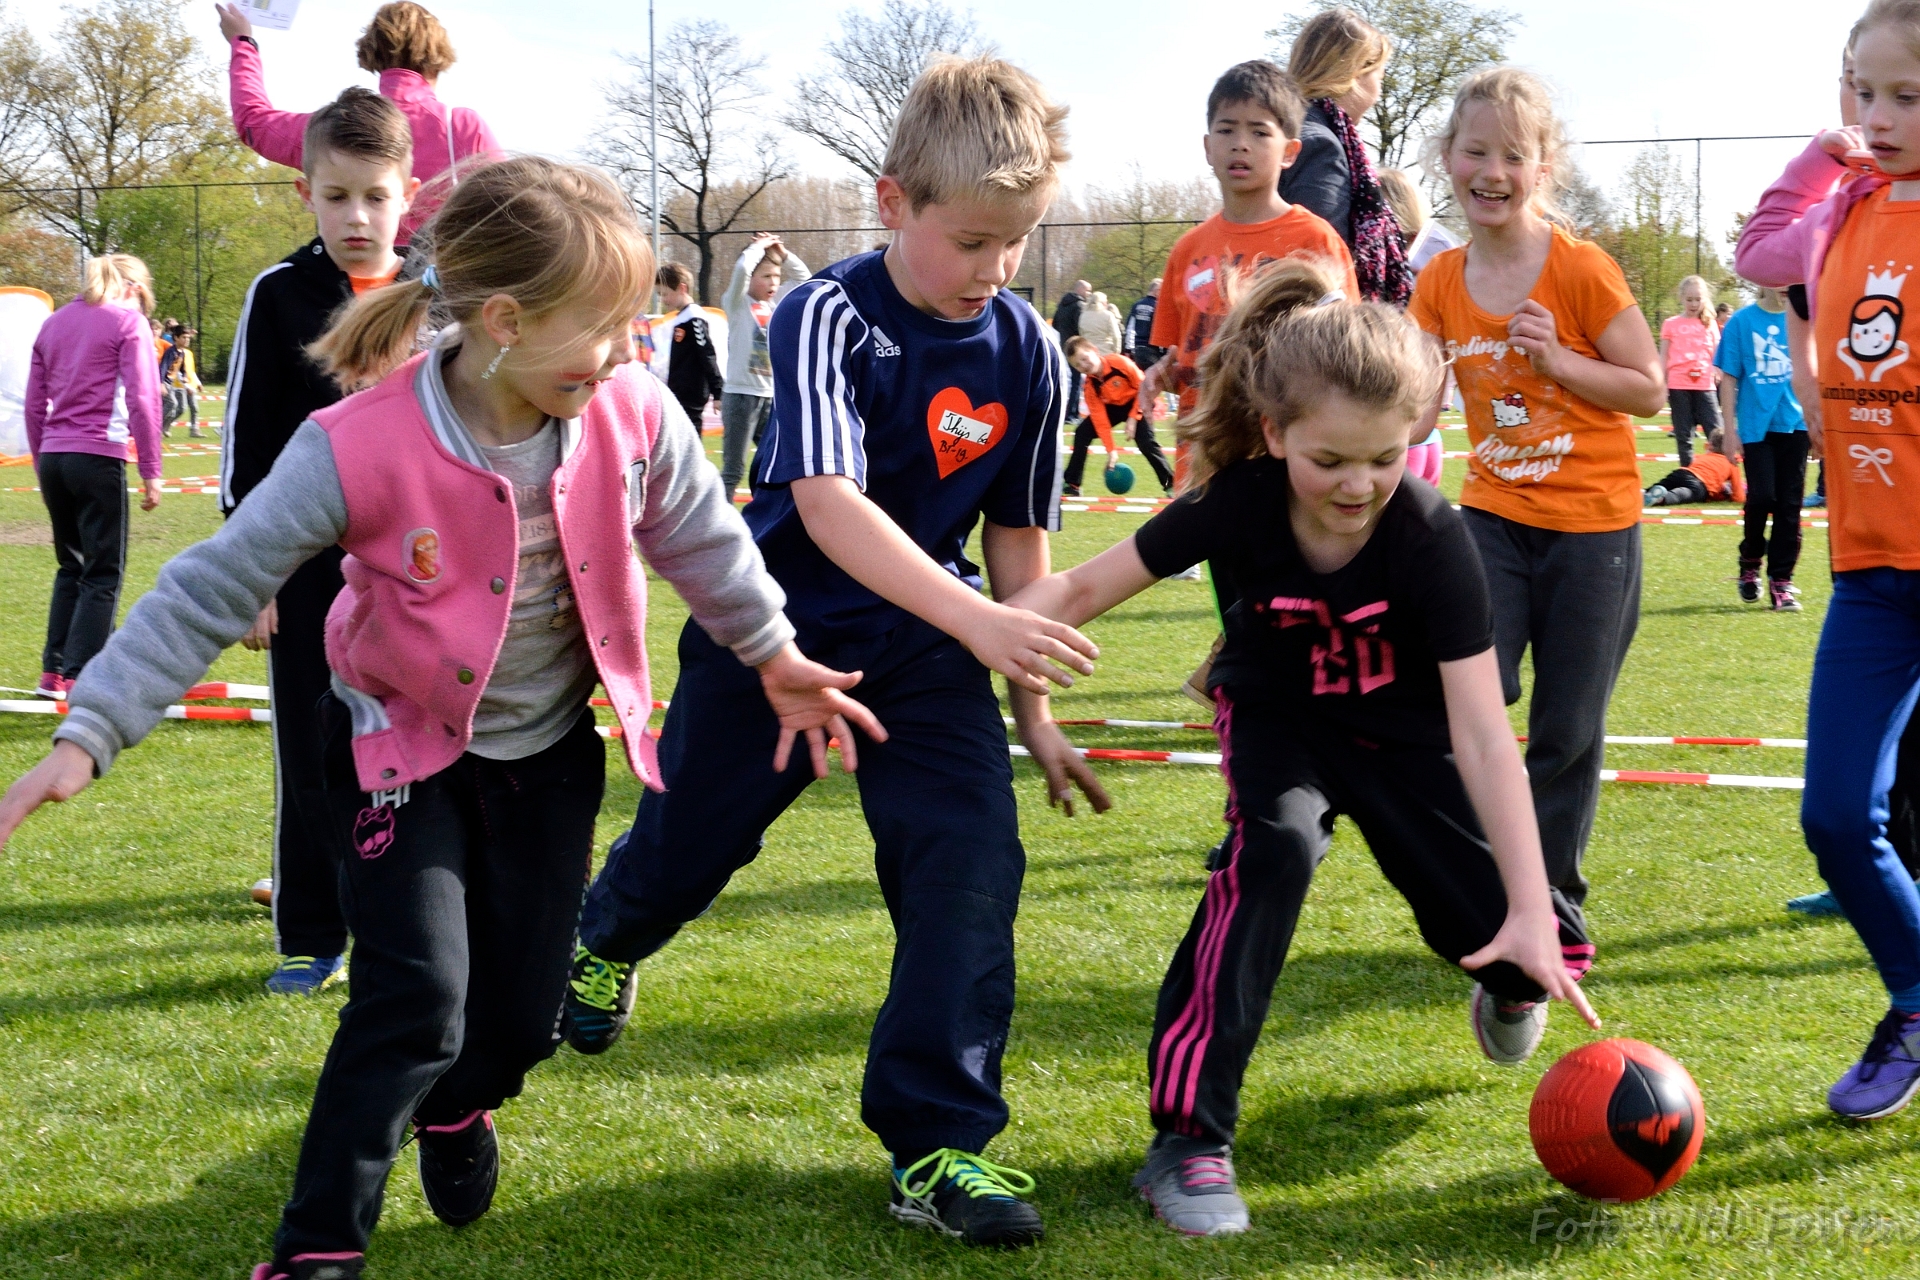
890, 1149, 1045, 1248
564, 944, 638, 1054
413, 1110, 499, 1226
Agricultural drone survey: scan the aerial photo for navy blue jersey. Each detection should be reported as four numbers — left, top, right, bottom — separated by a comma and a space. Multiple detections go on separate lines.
748, 250, 1068, 642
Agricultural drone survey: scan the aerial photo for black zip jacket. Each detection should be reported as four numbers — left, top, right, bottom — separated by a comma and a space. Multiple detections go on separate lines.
220, 238, 411, 513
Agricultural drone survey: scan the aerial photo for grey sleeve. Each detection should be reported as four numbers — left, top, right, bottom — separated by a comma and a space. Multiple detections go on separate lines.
54, 422, 349, 774
632, 395, 794, 666
1282, 121, 1353, 245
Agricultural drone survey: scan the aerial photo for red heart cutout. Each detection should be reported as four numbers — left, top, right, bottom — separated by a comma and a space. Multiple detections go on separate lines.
926, 387, 1009, 479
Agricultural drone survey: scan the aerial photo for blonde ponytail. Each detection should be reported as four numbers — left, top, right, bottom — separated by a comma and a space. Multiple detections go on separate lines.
307, 276, 435, 392
82, 253, 153, 311
1181, 257, 1445, 491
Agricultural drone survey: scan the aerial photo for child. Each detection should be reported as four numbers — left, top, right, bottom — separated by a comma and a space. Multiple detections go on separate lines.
1007, 260, 1598, 1237
21, 254, 164, 700
653, 262, 724, 429
160, 325, 204, 438
1642, 427, 1746, 506
1733, 0, 1920, 1121
566, 56, 1102, 1249
0, 157, 873, 1279
1713, 286, 1807, 609
719, 233, 811, 496
1144, 59, 1357, 597
1408, 68, 1665, 940
1659, 275, 1723, 466
1061, 336, 1173, 495
219, 88, 420, 998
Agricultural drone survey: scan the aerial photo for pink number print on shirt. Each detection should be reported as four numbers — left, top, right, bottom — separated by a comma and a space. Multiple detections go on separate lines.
1259, 596, 1396, 695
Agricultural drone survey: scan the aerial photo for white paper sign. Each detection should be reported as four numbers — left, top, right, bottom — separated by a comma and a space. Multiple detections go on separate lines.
245, 0, 301, 31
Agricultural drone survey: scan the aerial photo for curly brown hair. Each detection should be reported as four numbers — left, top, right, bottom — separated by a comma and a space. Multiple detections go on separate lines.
356, 2, 456, 79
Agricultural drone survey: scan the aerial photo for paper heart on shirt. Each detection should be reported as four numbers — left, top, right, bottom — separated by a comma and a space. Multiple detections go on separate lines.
926, 387, 1008, 479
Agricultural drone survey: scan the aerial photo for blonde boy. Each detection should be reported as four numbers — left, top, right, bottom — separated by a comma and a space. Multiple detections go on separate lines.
570, 56, 1099, 1247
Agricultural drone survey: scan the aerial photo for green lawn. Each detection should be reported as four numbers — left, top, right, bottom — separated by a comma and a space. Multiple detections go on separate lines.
0, 401, 1906, 1279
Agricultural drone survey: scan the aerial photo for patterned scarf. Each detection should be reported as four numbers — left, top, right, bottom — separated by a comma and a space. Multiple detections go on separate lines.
1316, 99, 1413, 307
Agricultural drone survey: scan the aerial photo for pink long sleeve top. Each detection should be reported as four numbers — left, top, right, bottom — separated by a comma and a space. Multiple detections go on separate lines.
1733, 136, 1890, 320
23, 297, 163, 479
227, 36, 500, 238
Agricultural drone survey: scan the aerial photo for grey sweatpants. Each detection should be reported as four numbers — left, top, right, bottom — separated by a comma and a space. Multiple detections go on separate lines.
1462, 508, 1642, 930
719, 392, 772, 494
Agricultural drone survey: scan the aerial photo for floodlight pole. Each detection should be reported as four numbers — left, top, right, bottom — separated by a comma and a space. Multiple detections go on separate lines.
1694, 137, 1703, 276
649, 0, 660, 303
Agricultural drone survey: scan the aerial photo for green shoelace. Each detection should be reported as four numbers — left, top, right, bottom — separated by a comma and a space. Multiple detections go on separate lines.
569, 946, 632, 1011
896, 1149, 1037, 1201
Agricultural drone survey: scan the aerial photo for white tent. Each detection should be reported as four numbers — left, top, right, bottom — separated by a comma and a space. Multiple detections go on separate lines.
0, 288, 53, 460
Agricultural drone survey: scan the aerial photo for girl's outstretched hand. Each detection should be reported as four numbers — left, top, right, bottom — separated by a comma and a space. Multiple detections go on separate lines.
755, 642, 888, 778
214, 1, 252, 41
1014, 716, 1111, 817
1460, 907, 1602, 1030
0, 741, 96, 850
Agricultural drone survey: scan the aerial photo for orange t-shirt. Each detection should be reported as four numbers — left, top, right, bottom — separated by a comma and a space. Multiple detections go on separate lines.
1149, 207, 1358, 416
1080, 352, 1144, 451
1682, 451, 1745, 504
349, 264, 404, 295
1408, 227, 1643, 533
1815, 186, 1920, 572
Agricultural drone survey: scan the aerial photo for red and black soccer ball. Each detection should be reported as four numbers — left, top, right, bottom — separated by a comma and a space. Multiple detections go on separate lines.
1529, 1038, 1705, 1202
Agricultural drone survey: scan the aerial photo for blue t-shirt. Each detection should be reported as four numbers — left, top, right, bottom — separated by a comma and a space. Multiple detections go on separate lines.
748, 251, 1068, 642
1714, 303, 1804, 442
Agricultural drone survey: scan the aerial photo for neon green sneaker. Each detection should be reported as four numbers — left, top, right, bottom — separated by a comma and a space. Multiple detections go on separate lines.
890, 1149, 1044, 1247
563, 945, 637, 1054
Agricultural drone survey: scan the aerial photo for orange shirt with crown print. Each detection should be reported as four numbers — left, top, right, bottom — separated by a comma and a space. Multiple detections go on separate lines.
1815, 186, 1920, 572
1409, 227, 1643, 533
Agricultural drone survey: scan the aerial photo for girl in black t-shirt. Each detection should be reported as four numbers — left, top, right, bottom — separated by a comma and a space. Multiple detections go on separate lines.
1007, 261, 1599, 1238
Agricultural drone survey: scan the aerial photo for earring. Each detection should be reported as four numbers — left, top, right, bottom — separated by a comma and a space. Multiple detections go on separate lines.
482, 344, 511, 380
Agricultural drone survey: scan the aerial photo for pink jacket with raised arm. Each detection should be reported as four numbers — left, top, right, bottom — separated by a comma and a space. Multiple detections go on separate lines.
227, 36, 500, 237
317, 353, 663, 793
1734, 136, 1890, 318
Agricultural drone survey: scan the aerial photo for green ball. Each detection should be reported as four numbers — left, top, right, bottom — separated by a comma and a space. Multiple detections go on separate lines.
1103, 462, 1136, 495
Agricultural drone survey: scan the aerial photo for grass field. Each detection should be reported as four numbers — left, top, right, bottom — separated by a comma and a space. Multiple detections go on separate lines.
0, 399, 1909, 1279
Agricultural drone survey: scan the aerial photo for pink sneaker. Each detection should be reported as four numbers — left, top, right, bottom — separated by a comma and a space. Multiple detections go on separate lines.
35, 672, 69, 699
1770, 580, 1803, 612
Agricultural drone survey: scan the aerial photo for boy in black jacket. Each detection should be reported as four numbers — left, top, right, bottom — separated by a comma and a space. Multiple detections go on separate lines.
655, 262, 724, 427
221, 87, 418, 996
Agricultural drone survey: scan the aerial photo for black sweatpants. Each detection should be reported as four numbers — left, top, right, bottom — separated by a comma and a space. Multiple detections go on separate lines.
1147, 691, 1589, 1147
37, 451, 128, 680
579, 615, 1025, 1157
273, 699, 603, 1260
1463, 509, 1641, 926
1062, 414, 1174, 492
1649, 469, 1708, 504
1668, 388, 1721, 466
1738, 431, 1809, 582
269, 547, 350, 959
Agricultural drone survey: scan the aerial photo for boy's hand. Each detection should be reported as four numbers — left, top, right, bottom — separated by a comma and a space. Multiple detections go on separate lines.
215, 2, 252, 40
241, 600, 278, 652
1507, 300, 1566, 381
1460, 907, 1601, 1030
960, 602, 1098, 695
0, 741, 96, 851
756, 642, 888, 777
1013, 714, 1111, 816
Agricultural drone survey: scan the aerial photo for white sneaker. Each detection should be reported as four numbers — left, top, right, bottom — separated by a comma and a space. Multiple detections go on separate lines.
1171, 564, 1204, 582
1132, 1137, 1249, 1237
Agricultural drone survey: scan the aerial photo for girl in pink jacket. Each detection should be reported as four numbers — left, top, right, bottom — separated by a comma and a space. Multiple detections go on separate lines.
217, 1, 499, 237
0, 157, 881, 1280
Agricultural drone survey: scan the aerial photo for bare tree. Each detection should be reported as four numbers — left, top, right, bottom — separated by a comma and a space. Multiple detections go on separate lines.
0, 10, 47, 211
588, 20, 788, 302
783, 0, 987, 181
1269, 0, 1518, 168
21, 0, 228, 251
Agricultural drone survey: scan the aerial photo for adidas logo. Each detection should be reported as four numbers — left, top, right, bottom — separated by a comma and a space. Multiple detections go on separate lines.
873, 327, 901, 358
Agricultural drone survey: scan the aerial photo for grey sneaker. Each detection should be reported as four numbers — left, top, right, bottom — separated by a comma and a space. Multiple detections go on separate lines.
1132, 1135, 1249, 1237
1470, 982, 1548, 1065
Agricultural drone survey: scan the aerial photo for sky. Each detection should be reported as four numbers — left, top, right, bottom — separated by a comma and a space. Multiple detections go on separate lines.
24, 0, 1862, 250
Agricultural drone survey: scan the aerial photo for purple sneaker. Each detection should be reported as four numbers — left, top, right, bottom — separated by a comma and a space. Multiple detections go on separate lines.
1829, 1010, 1920, 1120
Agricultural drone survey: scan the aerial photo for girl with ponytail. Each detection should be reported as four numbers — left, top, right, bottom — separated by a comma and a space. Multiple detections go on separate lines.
0, 155, 880, 1279
1006, 257, 1599, 1237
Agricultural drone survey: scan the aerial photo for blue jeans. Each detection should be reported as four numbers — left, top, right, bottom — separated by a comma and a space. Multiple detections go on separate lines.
579, 615, 1025, 1155
1804, 568, 1920, 1011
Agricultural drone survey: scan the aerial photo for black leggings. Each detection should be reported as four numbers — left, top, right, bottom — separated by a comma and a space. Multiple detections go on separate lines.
1738, 432, 1809, 582
1668, 389, 1721, 466
273, 700, 604, 1262
37, 451, 128, 680
1147, 691, 1589, 1147
1063, 414, 1174, 492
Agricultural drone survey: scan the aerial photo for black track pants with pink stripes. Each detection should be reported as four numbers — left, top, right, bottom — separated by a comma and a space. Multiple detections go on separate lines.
1146, 690, 1591, 1147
